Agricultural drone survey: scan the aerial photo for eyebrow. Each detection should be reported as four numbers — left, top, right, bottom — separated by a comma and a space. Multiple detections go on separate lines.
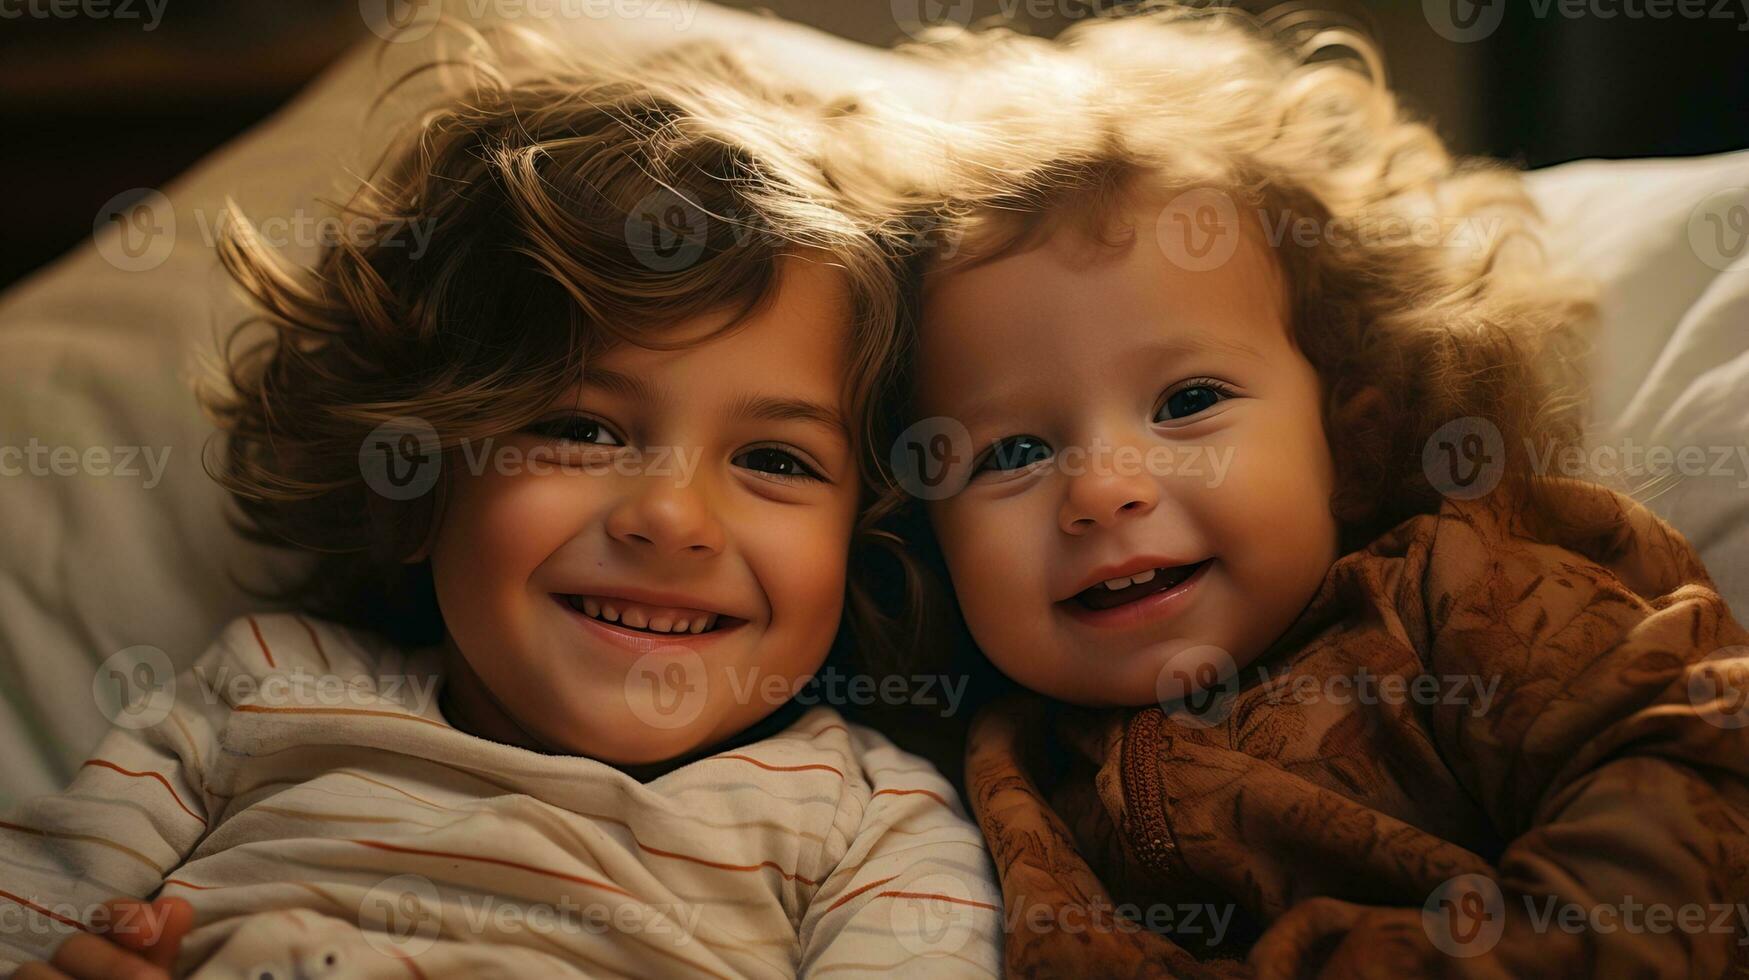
1146, 332, 1268, 365
580, 367, 654, 403
725, 394, 849, 437
949, 330, 1267, 436
580, 368, 847, 437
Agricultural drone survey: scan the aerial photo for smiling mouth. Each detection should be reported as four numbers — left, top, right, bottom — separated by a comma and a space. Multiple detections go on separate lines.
1071, 560, 1212, 611
552, 594, 735, 635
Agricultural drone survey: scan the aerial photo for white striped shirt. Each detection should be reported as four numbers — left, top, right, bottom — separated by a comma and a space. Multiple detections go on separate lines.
0, 613, 1001, 978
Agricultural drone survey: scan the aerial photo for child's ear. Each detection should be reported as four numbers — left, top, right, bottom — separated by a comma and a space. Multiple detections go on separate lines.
1328, 385, 1388, 448
1326, 383, 1390, 526
1333, 384, 1386, 421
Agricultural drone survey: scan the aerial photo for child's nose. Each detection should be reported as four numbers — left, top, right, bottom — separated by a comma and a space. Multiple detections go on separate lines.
605, 478, 725, 557
1058, 466, 1159, 535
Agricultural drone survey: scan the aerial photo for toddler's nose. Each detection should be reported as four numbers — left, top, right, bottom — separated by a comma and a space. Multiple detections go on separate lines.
1058, 466, 1158, 534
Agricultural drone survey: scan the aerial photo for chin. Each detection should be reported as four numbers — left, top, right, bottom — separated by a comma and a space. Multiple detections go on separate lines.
1054, 637, 1237, 709
584, 714, 735, 766
587, 742, 687, 766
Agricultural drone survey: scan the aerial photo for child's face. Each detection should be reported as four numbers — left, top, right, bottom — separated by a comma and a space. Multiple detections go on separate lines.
429, 256, 860, 763
917, 204, 1341, 708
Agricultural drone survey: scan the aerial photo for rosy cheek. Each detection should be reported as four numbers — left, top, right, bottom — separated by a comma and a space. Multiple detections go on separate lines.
434, 470, 603, 627
938, 504, 1033, 631
475, 472, 588, 542
746, 508, 852, 650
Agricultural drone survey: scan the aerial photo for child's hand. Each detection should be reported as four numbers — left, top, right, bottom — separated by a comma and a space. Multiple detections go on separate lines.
14, 896, 193, 980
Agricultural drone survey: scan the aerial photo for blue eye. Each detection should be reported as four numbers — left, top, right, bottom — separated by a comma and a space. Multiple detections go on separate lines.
734, 447, 822, 482
1155, 382, 1233, 422
976, 435, 1052, 474
527, 415, 622, 446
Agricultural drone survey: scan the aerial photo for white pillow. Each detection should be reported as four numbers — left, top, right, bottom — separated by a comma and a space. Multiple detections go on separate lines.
1524, 152, 1749, 622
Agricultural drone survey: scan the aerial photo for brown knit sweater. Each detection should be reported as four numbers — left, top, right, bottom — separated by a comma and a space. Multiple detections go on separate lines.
966, 479, 1749, 978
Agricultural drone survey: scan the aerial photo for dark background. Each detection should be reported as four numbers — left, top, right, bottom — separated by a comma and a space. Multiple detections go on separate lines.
1, 0, 1744, 291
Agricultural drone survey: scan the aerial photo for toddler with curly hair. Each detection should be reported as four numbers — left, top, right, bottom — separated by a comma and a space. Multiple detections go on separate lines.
871, 8, 1749, 977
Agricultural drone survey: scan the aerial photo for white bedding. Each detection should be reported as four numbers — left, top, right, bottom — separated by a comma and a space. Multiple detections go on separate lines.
0, 0, 1743, 802
1525, 154, 1749, 615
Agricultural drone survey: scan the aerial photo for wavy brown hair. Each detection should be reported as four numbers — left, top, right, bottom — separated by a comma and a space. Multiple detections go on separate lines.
846, 4, 1602, 673
198, 35, 911, 654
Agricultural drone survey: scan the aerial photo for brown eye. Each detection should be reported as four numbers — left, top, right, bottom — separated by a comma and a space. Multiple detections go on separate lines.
527, 415, 622, 446
733, 447, 821, 481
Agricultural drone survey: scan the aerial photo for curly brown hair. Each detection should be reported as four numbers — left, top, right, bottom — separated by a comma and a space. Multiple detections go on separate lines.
849, 5, 1602, 673
197, 36, 911, 654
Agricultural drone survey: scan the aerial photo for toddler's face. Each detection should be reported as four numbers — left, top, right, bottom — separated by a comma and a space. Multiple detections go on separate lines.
428, 256, 860, 763
917, 204, 1340, 707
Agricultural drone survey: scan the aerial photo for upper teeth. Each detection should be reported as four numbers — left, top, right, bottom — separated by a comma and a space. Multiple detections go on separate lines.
568, 595, 717, 634
1102, 568, 1159, 590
